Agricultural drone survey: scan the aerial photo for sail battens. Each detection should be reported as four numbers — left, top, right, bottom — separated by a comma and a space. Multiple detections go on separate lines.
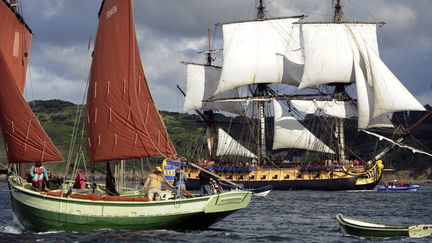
272, 100, 335, 154
86, 0, 176, 162
216, 18, 303, 94
0, 52, 63, 163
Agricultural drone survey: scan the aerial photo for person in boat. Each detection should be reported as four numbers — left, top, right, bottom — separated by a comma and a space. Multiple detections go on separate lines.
143, 166, 174, 201
73, 169, 87, 190
30, 161, 49, 191
210, 178, 223, 194
173, 167, 187, 197
198, 166, 217, 196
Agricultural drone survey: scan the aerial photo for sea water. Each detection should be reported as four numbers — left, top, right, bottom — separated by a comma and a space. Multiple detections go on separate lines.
0, 180, 431, 242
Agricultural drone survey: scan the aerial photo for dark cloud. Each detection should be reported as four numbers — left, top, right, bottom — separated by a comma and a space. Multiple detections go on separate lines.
16, 0, 432, 109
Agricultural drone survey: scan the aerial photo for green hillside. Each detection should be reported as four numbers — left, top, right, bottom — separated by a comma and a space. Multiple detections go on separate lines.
0, 100, 431, 177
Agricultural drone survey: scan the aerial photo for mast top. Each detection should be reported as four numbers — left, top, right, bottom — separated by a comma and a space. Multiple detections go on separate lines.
257, 0, 265, 20
333, 0, 343, 23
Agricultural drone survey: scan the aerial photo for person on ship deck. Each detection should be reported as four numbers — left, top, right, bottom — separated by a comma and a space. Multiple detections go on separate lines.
73, 169, 87, 190
143, 166, 174, 201
30, 161, 49, 191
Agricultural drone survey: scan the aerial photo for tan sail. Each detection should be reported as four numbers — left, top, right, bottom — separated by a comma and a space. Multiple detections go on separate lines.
0, 50, 63, 163
0, 0, 33, 92
86, 0, 177, 162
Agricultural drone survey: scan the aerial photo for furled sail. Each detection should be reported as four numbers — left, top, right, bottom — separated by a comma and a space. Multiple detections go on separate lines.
366, 46, 425, 118
86, 0, 176, 162
299, 23, 378, 89
0, 0, 33, 92
362, 130, 432, 158
183, 63, 244, 115
273, 100, 335, 154
216, 17, 303, 95
0, 53, 63, 163
289, 99, 357, 119
216, 128, 257, 158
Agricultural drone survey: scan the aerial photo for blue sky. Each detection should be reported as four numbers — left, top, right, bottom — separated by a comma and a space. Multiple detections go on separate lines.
18, 0, 432, 112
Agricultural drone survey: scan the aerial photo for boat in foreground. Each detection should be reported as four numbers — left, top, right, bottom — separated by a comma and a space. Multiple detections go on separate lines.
8, 175, 252, 232
336, 214, 432, 239
2, 0, 252, 232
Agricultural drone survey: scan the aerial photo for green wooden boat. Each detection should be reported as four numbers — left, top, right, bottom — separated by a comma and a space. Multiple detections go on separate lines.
336, 214, 432, 239
2, 0, 252, 232
8, 175, 252, 232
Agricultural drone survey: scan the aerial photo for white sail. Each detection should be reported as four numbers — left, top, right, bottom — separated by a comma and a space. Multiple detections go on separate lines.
183, 64, 244, 115
362, 130, 432, 158
354, 60, 394, 129
290, 99, 357, 119
216, 128, 257, 158
215, 18, 303, 95
299, 23, 378, 89
205, 127, 212, 155
366, 46, 425, 118
272, 100, 335, 153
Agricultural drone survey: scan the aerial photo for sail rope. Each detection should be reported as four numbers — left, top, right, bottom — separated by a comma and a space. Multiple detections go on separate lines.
128, 2, 176, 161
63, 36, 92, 180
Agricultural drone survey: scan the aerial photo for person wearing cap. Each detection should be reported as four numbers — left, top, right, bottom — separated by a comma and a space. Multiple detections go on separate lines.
143, 166, 174, 201
30, 161, 49, 191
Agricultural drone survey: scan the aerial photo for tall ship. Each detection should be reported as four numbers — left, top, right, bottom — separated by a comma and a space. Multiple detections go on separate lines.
166, 0, 432, 190
3, 0, 251, 232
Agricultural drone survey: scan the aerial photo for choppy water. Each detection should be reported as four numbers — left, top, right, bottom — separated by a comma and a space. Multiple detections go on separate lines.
0, 180, 431, 242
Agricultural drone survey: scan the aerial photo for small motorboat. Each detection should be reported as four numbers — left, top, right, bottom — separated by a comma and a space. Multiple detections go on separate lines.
376, 185, 419, 191
336, 214, 432, 238
376, 180, 419, 191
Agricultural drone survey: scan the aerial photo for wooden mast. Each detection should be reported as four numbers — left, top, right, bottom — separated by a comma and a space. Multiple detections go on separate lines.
332, 0, 347, 162
205, 25, 216, 161
256, 0, 267, 163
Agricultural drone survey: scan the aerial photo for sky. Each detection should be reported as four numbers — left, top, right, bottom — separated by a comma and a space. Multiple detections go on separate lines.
18, 0, 432, 112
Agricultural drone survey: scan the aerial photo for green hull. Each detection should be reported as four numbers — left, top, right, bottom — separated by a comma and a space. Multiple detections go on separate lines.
336, 214, 409, 238
8, 176, 252, 232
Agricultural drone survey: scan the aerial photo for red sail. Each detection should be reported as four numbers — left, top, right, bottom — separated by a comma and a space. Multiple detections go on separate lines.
86, 0, 177, 162
0, 0, 32, 92
0, 53, 64, 163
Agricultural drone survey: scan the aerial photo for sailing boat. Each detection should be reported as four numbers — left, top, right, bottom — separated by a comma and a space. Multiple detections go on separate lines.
171, 0, 431, 190
6, 0, 251, 232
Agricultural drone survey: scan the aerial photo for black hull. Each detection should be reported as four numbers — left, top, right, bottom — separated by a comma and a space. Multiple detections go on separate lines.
187, 177, 358, 191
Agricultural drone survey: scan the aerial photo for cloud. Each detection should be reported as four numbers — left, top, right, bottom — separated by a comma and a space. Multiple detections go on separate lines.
16, 0, 432, 110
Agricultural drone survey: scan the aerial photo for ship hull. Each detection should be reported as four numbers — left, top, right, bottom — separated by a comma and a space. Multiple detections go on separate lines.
163, 160, 383, 191
187, 177, 358, 191
8, 176, 252, 232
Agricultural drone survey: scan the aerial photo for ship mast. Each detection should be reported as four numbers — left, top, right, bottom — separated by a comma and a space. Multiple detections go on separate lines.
205, 26, 216, 160
256, 0, 267, 163
332, 0, 347, 162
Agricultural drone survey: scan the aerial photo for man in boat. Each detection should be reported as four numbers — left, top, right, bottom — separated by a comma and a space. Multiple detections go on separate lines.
143, 166, 174, 201
30, 161, 49, 191
173, 167, 187, 197
73, 169, 87, 190
198, 166, 218, 195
